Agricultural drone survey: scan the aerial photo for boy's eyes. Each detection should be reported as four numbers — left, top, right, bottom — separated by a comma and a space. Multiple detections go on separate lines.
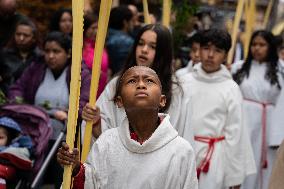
126, 78, 155, 84
215, 49, 223, 53
127, 79, 136, 84
202, 46, 223, 53
146, 79, 154, 83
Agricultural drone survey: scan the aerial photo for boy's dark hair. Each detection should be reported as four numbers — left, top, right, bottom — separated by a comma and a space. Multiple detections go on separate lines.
200, 29, 232, 53
187, 31, 202, 47
109, 6, 133, 30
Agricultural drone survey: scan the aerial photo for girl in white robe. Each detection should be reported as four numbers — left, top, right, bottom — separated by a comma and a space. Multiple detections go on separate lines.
180, 29, 256, 189
57, 66, 198, 189
82, 24, 193, 144
232, 30, 281, 189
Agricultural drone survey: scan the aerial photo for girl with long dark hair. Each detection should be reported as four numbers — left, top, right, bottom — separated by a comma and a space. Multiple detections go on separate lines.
82, 24, 192, 144
232, 30, 281, 189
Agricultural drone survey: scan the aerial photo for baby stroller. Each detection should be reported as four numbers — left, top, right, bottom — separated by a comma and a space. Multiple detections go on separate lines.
0, 103, 52, 188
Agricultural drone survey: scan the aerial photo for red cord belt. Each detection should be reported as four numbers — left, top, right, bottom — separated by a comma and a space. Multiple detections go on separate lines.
194, 136, 225, 179
244, 98, 273, 169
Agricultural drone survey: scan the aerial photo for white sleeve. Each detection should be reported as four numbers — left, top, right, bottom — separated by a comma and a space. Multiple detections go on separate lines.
84, 136, 109, 188
231, 60, 244, 75
223, 84, 249, 187
84, 143, 100, 189
181, 147, 198, 189
169, 76, 195, 147
96, 77, 126, 131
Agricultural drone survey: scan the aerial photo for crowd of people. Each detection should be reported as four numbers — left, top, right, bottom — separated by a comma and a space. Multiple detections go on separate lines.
1, 0, 284, 188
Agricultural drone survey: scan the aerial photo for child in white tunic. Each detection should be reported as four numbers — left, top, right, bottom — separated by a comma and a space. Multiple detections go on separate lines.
82, 24, 193, 144
57, 66, 198, 189
176, 31, 202, 77
232, 30, 281, 189
180, 29, 256, 189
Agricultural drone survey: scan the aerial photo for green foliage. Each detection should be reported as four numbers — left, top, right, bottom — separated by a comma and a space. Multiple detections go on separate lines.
40, 100, 52, 110
172, 0, 198, 56
15, 96, 25, 104
0, 90, 7, 105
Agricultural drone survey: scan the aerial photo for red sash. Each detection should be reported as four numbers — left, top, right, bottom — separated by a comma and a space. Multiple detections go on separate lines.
194, 136, 225, 179
244, 98, 273, 169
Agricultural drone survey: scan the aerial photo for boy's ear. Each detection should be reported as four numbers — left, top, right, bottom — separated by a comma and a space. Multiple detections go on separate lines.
115, 96, 124, 108
159, 95, 166, 109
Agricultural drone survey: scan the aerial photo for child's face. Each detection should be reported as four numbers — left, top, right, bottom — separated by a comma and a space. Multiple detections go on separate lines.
0, 127, 8, 146
251, 35, 268, 62
135, 30, 157, 67
189, 42, 201, 64
116, 67, 166, 111
200, 42, 227, 73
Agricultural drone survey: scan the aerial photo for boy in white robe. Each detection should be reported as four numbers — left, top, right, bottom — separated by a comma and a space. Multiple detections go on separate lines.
180, 29, 256, 189
57, 66, 198, 189
176, 31, 202, 76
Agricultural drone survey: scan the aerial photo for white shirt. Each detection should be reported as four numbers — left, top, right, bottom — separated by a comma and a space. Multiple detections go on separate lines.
176, 60, 194, 77
35, 68, 69, 110
84, 114, 198, 189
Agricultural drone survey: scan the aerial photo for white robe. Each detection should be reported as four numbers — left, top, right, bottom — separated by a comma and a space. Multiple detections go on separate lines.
180, 63, 256, 189
270, 59, 284, 146
83, 114, 198, 189
176, 60, 194, 77
96, 76, 194, 145
232, 60, 281, 189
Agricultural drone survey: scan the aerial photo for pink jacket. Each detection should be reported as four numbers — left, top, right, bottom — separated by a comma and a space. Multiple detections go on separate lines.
83, 38, 109, 98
